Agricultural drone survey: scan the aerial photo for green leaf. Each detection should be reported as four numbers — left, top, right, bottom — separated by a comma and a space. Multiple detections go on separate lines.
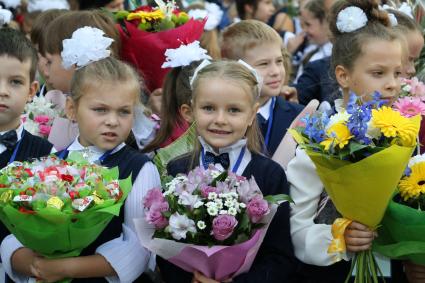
211, 171, 227, 186
264, 194, 294, 204
349, 142, 368, 155
29, 112, 34, 120
239, 213, 250, 230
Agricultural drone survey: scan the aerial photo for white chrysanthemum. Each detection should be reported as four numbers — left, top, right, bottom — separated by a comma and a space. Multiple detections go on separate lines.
403, 84, 412, 92
168, 212, 197, 240
197, 221, 206, 230
205, 201, 217, 208
208, 192, 217, 200
336, 6, 368, 33
0, 8, 12, 25
408, 154, 425, 168
224, 199, 235, 208
27, 0, 69, 12
326, 111, 351, 130
366, 120, 381, 140
188, 2, 223, 31
228, 207, 237, 216
24, 120, 39, 137
61, 26, 113, 69
2, 0, 20, 9
207, 206, 218, 216
162, 40, 211, 68
239, 203, 246, 209
215, 198, 223, 210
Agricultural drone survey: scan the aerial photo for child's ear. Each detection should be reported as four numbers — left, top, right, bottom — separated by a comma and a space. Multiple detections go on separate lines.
65, 96, 77, 122
27, 81, 39, 102
335, 65, 350, 89
248, 102, 260, 127
180, 103, 193, 123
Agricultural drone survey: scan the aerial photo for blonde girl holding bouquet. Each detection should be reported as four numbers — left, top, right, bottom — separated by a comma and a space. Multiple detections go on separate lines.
159, 60, 297, 283
287, 0, 406, 282
1, 27, 161, 283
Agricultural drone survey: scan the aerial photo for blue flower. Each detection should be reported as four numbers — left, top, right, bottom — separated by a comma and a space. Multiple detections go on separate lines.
302, 114, 326, 143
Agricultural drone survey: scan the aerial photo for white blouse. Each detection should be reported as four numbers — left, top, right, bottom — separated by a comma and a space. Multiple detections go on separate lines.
1, 139, 161, 283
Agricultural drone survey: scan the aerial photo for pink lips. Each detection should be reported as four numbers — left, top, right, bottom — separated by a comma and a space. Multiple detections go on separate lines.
208, 129, 231, 135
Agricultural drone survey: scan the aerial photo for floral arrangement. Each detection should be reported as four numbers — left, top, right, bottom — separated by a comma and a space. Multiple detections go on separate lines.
374, 153, 425, 265
290, 92, 421, 283
393, 77, 425, 118
23, 96, 62, 139
292, 92, 419, 162
135, 165, 289, 280
0, 153, 131, 258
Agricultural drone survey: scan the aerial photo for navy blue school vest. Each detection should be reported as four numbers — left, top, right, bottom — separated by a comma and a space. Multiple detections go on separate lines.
0, 130, 53, 243
56, 145, 152, 283
257, 97, 304, 156
157, 153, 297, 283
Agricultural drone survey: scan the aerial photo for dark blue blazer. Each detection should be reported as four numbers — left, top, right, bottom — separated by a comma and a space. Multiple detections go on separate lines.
258, 97, 304, 156
295, 56, 341, 106
157, 152, 297, 283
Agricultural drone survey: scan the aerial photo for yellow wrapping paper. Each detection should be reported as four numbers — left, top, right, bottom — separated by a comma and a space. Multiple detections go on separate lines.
307, 144, 415, 228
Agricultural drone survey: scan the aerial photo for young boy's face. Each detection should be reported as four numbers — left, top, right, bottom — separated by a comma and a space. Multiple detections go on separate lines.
0, 56, 38, 131
45, 53, 74, 93
242, 42, 285, 104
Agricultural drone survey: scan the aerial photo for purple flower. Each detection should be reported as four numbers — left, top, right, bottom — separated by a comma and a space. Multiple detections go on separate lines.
247, 195, 270, 223
212, 214, 238, 241
200, 185, 218, 198
143, 188, 165, 209
146, 201, 169, 229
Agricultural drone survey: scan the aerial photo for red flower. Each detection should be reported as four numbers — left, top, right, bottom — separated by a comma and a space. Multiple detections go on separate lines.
24, 168, 33, 177
19, 207, 36, 214
0, 184, 7, 188
61, 174, 74, 182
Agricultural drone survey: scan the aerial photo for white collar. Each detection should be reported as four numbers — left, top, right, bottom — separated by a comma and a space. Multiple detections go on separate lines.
257, 97, 274, 121
0, 123, 24, 141
198, 136, 247, 155
67, 136, 125, 163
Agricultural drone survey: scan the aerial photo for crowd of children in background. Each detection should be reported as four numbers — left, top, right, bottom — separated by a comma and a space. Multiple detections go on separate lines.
0, 0, 424, 282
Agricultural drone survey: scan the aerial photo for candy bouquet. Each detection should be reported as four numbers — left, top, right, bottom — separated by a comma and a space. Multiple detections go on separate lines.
115, 0, 205, 92
0, 153, 131, 258
135, 165, 290, 281
289, 93, 421, 282
374, 153, 425, 265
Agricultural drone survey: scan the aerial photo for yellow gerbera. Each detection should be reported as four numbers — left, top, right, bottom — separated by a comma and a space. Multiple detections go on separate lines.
320, 122, 353, 151
371, 106, 419, 147
127, 9, 165, 23
399, 162, 425, 201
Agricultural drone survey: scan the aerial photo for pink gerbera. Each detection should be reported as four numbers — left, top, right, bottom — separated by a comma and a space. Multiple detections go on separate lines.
393, 97, 425, 117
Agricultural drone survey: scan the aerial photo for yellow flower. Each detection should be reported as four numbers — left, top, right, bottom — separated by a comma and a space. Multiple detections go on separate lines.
320, 122, 353, 151
371, 106, 419, 146
399, 162, 425, 201
127, 9, 165, 23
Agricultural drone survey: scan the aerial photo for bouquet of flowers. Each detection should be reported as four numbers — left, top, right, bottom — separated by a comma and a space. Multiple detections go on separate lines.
0, 153, 131, 258
289, 93, 421, 283
393, 77, 425, 118
373, 153, 425, 264
134, 165, 290, 281
115, 0, 205, 92
23, 95, 62, 138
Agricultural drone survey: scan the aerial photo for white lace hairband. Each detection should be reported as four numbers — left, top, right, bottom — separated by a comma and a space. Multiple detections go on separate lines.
161, 40, 212, 69
189, 59, 263, 98
61, 26, 114, 70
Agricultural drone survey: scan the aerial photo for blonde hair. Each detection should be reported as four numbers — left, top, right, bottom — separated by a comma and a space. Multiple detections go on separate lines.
191, 60, 263, 159
70, 57, 141, 104
220, 20, 283, 60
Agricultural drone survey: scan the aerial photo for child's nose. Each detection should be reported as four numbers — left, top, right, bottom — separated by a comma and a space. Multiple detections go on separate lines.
214, 110, 227, 124
105, 113, 119, 126
0, 83, 9, 97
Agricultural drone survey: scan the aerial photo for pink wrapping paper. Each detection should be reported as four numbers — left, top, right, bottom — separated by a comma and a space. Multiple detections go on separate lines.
48, 117, 79, 150
134, 205, 278, 281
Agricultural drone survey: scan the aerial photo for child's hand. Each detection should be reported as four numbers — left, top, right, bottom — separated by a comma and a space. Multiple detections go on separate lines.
404, 261, 425, 283
344, 221, 376, 252
287, 32, 306, 54
30, 257, 67, 283
280, 86, 298, 103
192, 271, 232, 283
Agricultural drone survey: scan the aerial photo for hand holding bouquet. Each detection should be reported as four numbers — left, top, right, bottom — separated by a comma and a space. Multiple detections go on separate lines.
0, 153, 131, 258
290, 93, 421, 283
135, 165, 290, 281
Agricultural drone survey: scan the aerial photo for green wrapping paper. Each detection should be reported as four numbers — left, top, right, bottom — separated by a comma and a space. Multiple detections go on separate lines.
0, 163, 132, 258
373, 196, 425, 264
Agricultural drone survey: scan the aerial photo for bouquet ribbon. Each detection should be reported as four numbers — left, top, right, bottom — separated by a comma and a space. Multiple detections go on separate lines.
328, 218, 352, 262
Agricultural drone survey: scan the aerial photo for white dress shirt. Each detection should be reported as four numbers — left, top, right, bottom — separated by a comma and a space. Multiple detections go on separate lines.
1, 138, 161, 283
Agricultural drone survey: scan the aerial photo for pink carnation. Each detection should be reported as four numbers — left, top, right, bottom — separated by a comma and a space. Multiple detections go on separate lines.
38, 124, 52, 137
199, 185, 218, 198
212, 214, 238, 241
393, 97, 425, 118
246, 195, 270, 223
143, 188, 165, 209
146, 201, 169, 229
34, 115, 51, 124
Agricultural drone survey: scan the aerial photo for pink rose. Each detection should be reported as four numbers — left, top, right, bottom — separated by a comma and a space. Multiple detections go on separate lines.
146, 201, 169, 229
143, 188, 165, 209
199, 185, 218, 198
212, 214, 238, 241
38, 124, 51, 137
247, 195, 270, 223
34, 115, 51, 124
